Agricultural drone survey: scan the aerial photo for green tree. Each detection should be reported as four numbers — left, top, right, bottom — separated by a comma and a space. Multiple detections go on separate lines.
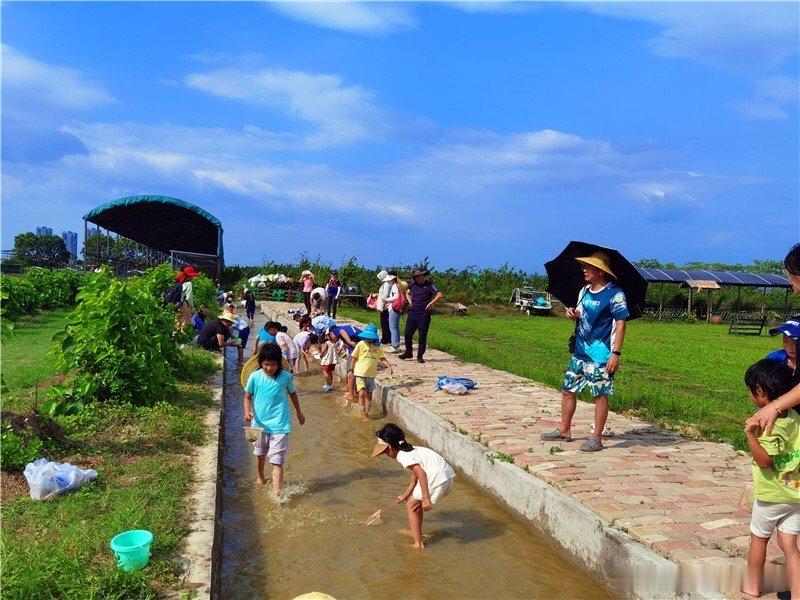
13, 232, 70, 268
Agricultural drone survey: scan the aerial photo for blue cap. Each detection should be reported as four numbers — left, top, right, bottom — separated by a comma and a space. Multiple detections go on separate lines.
359, 323, 380, 342
769, 318, 800, 339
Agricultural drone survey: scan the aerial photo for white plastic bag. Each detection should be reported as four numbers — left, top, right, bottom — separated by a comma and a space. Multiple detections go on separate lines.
442, 382, 469, 395
23, 458, 98, 501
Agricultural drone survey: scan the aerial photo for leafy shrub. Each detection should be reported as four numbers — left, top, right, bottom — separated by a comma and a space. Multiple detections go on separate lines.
1, 425, 44, 470
0, 411, 67, 471
55, 268, 179, 406
1, 268, 87, 321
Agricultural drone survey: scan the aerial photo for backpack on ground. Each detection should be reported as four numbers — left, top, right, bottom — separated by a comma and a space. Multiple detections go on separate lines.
164, 282, 184, 308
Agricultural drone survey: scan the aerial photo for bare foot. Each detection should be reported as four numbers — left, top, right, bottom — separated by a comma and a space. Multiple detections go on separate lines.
741, 589, 760, 598
411, 542, 425, 550
397, 529, 429, 540
255, 477, 266, 485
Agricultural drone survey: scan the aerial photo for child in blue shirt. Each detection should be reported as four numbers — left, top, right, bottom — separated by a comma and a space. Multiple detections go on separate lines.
243, 343, 305, 498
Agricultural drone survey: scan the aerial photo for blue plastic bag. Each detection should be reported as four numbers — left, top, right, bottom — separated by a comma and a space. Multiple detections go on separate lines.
436, 376, 477, 390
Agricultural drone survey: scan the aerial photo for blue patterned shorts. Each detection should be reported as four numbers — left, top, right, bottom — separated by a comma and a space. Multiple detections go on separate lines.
562, 356, 614, 397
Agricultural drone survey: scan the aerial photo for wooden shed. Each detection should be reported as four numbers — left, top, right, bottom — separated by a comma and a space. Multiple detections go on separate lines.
682, 280, 721, 322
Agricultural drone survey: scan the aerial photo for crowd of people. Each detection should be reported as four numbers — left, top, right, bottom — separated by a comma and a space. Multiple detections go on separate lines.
179, 247, 800, 568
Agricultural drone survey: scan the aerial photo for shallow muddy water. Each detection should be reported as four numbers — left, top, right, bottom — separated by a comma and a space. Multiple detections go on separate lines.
220, 353, 613, 599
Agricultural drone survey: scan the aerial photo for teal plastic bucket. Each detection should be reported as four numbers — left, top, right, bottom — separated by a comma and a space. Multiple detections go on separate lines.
109, 529, 153, 572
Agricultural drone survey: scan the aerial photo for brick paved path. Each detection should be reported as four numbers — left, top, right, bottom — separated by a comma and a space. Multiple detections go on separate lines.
265, 302, 781, 568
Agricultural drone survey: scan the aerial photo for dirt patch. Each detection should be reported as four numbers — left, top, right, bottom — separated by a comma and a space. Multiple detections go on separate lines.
1, 470, 30, 503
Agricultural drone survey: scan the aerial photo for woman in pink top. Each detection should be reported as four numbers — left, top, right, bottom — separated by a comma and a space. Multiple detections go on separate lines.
299, 270, 315, 314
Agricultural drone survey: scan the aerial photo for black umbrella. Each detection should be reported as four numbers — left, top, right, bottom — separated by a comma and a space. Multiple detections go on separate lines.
544, 241, 648, 320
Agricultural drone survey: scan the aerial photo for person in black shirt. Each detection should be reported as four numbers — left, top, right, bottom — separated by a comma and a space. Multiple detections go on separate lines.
197, 311, 236, 352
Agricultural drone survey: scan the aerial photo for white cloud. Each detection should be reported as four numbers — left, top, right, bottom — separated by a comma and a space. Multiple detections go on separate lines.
731, 76, 800, 119
2, 44, 114, 110
184, 64, 433, 147
447, 1, 531, 14
268, 2, 416, 35
577, 3, 799, 72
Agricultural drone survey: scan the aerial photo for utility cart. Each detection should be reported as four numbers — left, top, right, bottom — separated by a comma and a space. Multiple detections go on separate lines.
510, 288, 554, 316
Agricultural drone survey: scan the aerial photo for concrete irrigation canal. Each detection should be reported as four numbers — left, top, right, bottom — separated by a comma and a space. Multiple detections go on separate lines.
189, 304, 791, 598
218, 314, 611, 599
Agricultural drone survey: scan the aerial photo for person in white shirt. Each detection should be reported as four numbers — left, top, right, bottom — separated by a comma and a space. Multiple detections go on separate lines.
376, 270, 395, 345
371, 423, 455, 550
229, 311, 251, 363
292, 330, 319, 373
265, 322, 300, 372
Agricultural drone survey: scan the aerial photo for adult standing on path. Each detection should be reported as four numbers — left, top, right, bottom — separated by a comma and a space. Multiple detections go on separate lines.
541, 251, 629, 452
325, 271, 341, 318
244, 289, 257, 324
386, 270, 404, 353
300, 270, 315, 315
750, 244, 800, 433
398, 267, 443, 364
377, 270, 395, 345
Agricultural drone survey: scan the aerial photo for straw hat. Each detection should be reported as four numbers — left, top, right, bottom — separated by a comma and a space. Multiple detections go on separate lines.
575, 251, 616, 279
371, 437, 390, 458
412, 267, 429, 278
219, 310, 237, 322
240, 354, 260, 387
301, 270, 313, 277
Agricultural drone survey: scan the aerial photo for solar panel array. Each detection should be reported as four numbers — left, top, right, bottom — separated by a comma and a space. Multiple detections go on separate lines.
635, 267, 790, 288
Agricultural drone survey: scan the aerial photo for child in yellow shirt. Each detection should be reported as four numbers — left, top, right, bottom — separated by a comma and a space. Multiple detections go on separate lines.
350, 323, 393, 417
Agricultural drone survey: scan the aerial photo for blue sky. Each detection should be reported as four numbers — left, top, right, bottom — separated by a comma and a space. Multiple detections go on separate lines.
2, 1, 798, 271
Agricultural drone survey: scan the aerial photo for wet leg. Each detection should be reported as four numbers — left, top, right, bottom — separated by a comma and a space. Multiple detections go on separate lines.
271, 464, 284, 497
777, 531, 799, 598
255, 455, 266, 485
359, 389, 368, 417
406, 498, 424, 549
744, 534, 768, 597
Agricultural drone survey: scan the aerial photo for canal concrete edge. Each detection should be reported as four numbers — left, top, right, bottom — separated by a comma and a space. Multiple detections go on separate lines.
260, 305, 687, 599
176, 353, 225, 599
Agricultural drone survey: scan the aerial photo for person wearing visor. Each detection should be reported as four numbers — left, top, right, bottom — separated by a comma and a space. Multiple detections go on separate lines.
371, 423, 455, 550
766, 317, 800, 373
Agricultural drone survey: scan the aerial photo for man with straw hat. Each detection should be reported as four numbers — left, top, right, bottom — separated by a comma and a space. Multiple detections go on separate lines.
197, 309, 239, 352
540, 251, 629, 452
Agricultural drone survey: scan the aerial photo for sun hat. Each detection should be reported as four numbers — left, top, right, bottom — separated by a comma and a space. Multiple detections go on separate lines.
219, 310, 237, 322
377, 270, 389, 282
382, 273, 396, 283
575, 251, 616, 279
359, 323, 380, 342
412, 267, 429, 278
769, 318, 800, 339
183, 266, 199, 277
371, 437, 390, 458
301, 270, 313, 277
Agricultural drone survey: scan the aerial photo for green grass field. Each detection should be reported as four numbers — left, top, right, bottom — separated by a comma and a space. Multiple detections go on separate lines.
1, 311, 219, 598
1, 309, 73, 412
340, 306, 776, 449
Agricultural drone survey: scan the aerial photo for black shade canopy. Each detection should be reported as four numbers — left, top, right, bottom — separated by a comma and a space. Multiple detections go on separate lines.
545, 241, 648, 320
83, 195, 223, 258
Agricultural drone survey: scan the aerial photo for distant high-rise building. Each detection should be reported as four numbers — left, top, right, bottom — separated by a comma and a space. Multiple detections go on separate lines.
86, 226, 99, 237
36, 226, 53, 236
62, 231, 78, 257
